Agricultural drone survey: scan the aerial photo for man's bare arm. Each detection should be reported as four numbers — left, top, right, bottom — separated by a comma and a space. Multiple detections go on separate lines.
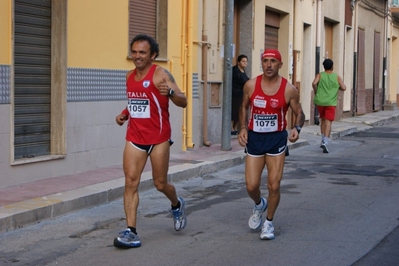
312, 73, 320, 93
239, 79, 254, 129
288, 85, 305, 127
156, 67, 187, 108
237, 79, 255, 147
338, 76, 347, 91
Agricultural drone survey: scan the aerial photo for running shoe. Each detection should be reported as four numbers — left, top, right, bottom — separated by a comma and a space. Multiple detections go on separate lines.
260, 221, 275, 240
321, 142, 329, 153
248, 197, 267, 230
171, 197, 187, 231
113, 228, 141, 248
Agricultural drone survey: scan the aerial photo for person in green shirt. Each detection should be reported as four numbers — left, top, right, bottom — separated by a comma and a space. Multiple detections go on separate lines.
312, 59, 346, 153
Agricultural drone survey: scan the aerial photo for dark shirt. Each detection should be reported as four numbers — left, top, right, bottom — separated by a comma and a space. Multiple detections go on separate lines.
232, 65, 249, 98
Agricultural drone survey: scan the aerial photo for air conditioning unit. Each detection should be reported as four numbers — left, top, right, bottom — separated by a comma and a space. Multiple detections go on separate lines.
393, 0, 399, 7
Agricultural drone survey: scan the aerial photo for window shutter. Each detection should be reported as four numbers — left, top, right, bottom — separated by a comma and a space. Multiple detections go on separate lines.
265, 10, 280, 50
14, 0, 52, 159
129, 0, 157, 43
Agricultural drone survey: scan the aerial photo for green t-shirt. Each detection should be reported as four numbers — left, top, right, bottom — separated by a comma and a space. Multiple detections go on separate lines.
314, 72, 340, 106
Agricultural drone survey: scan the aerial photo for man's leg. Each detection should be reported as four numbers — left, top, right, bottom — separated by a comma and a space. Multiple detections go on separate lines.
245, 155, 266, 205
323, 106, 335, 145
259, 152, 285, 240
123, 141, 148, 228
150, 141, 178, 204
323, 119, 332, 142
264, 153, 285, 220
319, 118, 332, 153
150, 141, 187, 230
246, 155, 268, 230
318, 106, 326, 144
114, 141, 147, 248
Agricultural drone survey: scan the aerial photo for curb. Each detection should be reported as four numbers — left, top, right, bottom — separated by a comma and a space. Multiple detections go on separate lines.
1, 111, 398, 233
0, 150, 246, 232
0, 140, 308, 232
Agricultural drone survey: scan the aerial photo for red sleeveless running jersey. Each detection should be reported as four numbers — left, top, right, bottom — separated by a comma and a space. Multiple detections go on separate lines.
121, 64, 171, 144
247, 75, 288, 133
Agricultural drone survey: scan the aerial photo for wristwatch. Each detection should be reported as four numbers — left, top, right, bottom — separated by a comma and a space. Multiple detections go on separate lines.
168, 88, 175, 97
294, 125, 302, 134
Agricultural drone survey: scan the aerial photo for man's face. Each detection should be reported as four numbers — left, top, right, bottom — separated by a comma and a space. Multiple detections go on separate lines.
261, 57, 282, 78
130, 40, 155, 69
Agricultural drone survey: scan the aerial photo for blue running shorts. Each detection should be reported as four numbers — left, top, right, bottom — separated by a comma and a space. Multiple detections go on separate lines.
245, 130, 288, 157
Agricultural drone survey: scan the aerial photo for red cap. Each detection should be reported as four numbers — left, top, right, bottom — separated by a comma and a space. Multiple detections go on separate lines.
262, 49, 282, 62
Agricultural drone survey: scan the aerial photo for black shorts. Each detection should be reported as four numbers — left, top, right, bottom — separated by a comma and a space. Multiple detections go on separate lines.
245, 130, 288, 157
130, 139, 174, 155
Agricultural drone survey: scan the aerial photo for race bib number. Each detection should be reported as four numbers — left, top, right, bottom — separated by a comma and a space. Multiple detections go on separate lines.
253, 114, 278, 132
128, 99, 150, 118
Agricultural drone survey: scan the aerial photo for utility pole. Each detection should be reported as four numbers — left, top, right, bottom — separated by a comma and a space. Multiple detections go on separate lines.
221, 0, 234, 150
314, 0, 322, 125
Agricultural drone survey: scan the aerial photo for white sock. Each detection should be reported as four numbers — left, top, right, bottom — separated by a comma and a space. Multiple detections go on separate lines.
324, 137, 329, 145
321, 134, 325, 142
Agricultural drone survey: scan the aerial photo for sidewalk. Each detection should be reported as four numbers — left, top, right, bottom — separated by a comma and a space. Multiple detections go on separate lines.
1, 109, 398, 233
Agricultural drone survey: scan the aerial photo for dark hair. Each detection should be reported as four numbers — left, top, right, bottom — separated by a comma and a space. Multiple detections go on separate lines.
130, 34, 159, 59
323, 59, 333, 70
237, 54, 248, 63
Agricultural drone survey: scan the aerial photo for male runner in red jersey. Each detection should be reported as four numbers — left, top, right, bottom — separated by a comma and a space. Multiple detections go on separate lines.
114, 34, 187, 248
238, 49, 305, 240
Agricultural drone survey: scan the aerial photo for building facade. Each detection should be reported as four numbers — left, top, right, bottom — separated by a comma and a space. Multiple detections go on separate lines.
0, 0, 398, 188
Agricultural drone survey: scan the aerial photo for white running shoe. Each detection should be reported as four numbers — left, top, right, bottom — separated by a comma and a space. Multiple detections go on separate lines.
260, 221, 275, 240
113, 228, 141, 248
170, 197, 187, 231
248, 198, 267, 230
321, 143, 329, 153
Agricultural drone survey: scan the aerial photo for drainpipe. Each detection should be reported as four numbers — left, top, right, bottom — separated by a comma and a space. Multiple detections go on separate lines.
180, 0, 188, 150
382, 0, 388, 110
200, 35, 211, 147
201, 0, 211, 147
221, 0, 234, 151
352, 0, 358, 116
186, 0, 195, 149
314, 0, 322, 125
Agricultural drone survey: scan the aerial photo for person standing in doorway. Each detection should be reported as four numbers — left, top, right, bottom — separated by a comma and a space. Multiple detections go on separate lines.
312, 58, 346, 153
114, 34, 188, 248
238, 49, 305, 240
231, 54, 249, 135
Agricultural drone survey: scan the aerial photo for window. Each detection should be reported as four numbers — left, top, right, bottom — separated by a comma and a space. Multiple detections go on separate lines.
265, 9, 280, 50
13, 0, 67, 162
129, 0, 167, 59
14, 0, 52, 159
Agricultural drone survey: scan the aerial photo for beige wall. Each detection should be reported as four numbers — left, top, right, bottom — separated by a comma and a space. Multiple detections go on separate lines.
2, 0, 397, 187
0, 0, 194, 187
67, 0, 191, 151
322, 0, 346, 81
389, 26, 399, 104
0, 0, 10, 64
294, 0, 316, 120
343, 27, 354, 111
357, 1, 385, 90
67, 0, 131, 70
252, 0, 294, 79
321, 0, 352, 112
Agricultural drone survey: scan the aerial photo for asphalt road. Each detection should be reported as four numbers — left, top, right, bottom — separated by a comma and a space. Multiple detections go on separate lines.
0, 121, 398, 266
